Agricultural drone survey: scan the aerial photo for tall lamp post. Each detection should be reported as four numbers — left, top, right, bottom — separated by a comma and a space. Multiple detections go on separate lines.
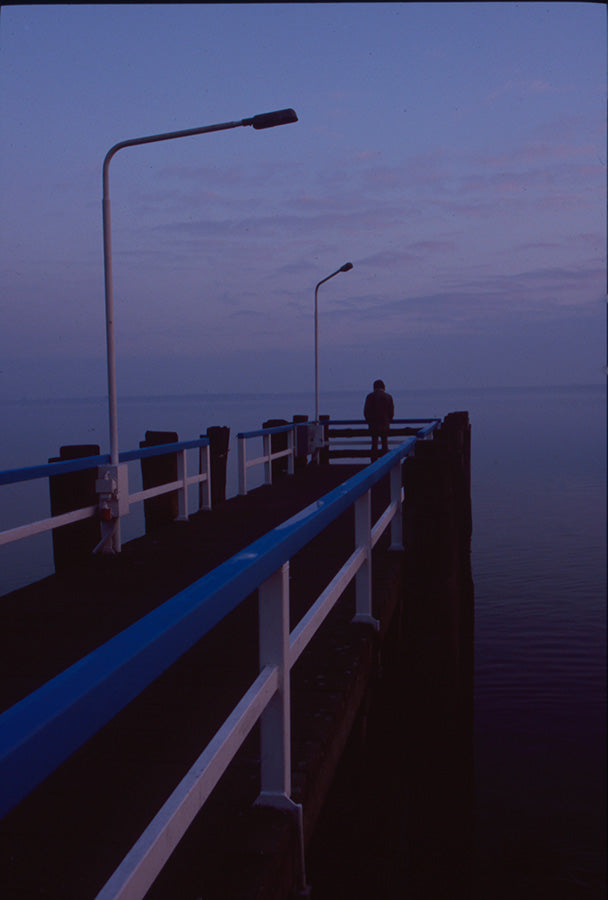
102, 108, 298, 469
314, 262, 353, 423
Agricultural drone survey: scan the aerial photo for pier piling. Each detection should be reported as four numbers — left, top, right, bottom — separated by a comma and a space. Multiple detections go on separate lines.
48, 444, 101, 570
139, 430, 179, 531
292, 414, 309, 471
401, 410, 474, 898
205, 425, 230, 506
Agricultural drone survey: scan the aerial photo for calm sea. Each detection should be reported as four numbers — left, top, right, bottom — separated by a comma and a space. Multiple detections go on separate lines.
1, 383, 606, 893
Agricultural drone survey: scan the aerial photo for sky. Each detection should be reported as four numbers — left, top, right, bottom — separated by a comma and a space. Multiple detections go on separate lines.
0, 2, 606, 401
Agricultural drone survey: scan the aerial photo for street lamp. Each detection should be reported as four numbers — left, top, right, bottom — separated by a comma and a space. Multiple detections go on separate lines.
314, 262, 353, 423
102, 108, 298, 470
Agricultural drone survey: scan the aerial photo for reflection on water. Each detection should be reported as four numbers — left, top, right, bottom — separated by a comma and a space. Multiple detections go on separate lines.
469, 385, 606, 897
0, 384, 605, 893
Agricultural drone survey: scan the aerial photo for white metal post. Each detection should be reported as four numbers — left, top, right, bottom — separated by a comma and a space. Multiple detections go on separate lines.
353, 489, 379, 629
176, 449, 188, 522
263, 433, 272, 486
314, 283, 320, 426
287, 427, 295, 476
101, 169, 121, 553
203, 444, 212, 510
257, 562, 292, 801
389, 462, 404, 551
238, 436, 247, 495
198, 445, 204, 511
256, 560, 310, 895
198, 444, 212, 511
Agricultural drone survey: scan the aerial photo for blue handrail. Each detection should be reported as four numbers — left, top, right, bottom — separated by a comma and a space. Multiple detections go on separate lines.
120, 438, 210, 462
0, 454, 111, 485
0, 420, 440, 819
0, 438, 210, 486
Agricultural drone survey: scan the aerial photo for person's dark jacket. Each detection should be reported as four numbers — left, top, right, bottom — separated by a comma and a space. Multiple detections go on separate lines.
364, 388, 394, 433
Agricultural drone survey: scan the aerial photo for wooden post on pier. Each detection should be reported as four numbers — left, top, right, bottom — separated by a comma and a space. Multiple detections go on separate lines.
205, 426, 230, 507
319, 414, 330, 465
293, 415, 309, 472
401, 410, 474, 899
139, 430, 179, 532
48, 444, 101, 571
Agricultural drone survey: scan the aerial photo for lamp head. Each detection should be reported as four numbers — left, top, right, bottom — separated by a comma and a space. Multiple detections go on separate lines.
340, 262, 354, 272
249, 108, 298, 130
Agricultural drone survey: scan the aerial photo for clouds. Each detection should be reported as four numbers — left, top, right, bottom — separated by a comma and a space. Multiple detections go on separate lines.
273, 254, 600, 330
145, 135, 602, 293
486, 77, 553, 106
131, 139, 601, 263
0, 2, 604, 403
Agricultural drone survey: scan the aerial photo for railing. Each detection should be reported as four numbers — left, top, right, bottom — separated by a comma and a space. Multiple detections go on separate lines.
0, 438, 211, 549
236, 418, 437, 492
0, 419, 437, 548
327, 418, 439, 460
0, 418, 441, 900
237, 423, 296, 495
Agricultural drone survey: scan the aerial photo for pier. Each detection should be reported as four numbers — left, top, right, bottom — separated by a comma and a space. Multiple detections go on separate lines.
0, 412, 473, 899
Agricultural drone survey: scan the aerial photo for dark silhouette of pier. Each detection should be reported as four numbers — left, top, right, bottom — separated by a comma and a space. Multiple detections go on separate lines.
0, 413, 473, 900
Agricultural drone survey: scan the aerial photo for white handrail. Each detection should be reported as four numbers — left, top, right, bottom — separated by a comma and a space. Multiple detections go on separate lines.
0, 505, 98, 547
94, 665, 279, 900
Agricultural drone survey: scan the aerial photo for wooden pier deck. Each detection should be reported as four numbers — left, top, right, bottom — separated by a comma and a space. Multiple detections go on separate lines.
1, 411, 474, 900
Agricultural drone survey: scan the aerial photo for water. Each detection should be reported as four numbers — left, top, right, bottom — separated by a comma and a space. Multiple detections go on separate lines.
466, 385, 606, 896
1, 383, 605, 893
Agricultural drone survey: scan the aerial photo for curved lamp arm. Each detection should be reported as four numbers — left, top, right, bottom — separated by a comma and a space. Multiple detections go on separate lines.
101, 110, 298, 468
314, 262, 354, 423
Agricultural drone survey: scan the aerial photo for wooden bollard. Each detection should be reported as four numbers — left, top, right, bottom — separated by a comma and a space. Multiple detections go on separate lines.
292, 415, 309, 471
319, 414, 330, 465
139, 430, 178, 532
204, 426, 230, 506
48, 444, 101, 572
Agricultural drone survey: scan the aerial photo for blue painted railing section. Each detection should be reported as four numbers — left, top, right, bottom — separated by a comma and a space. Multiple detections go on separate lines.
237, 423, 295, 439
0, 439, 210, 486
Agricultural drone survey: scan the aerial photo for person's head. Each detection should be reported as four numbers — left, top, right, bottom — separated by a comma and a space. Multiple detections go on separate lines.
373, 379, 385, 391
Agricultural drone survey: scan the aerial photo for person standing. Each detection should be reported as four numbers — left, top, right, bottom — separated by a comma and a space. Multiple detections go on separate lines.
364, 379, 394, 462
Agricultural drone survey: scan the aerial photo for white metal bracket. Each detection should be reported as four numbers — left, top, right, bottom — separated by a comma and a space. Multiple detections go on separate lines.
352, 612, 380, 631
95, 463, 129, 555
96, 463, 129, 518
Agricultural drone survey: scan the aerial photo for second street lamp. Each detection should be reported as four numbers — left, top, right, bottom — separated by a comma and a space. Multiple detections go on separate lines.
101, 108, 298, 551
314, 262, 354, 424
